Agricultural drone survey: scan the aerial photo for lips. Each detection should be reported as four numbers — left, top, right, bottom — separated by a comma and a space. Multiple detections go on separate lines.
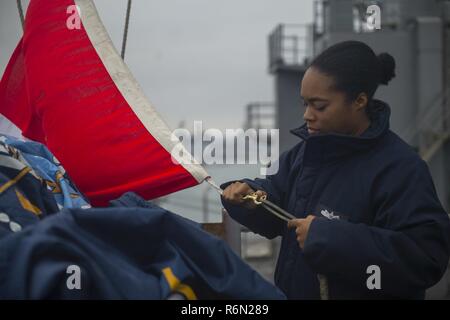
307, 127, 320, 134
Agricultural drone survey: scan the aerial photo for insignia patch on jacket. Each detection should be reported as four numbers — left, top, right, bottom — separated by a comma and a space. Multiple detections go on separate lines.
314, 203, 349, 221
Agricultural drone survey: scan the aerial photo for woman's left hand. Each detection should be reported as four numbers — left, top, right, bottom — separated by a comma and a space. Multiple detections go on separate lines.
288, 215, 316, 249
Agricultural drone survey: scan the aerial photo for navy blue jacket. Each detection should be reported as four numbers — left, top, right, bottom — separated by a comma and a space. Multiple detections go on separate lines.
221, 100, 450, 299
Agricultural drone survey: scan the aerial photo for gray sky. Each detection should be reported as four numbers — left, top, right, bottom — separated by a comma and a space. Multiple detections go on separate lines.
1, 0, 312, 131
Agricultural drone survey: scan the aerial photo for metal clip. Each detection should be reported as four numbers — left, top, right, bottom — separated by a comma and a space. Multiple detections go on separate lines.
243, 191, 295, 222
242, 192, 267, 205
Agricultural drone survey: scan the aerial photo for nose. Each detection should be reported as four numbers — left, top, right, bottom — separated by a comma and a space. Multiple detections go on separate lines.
303, 106, 315, 123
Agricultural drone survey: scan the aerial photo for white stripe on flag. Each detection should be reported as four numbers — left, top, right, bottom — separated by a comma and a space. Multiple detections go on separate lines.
75, 0, 209, 183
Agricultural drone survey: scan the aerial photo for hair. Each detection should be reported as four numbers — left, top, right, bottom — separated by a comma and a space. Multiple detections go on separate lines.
309, 40, 396, 114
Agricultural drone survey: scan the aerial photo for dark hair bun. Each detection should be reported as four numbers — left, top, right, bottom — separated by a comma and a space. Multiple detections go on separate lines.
377, 52, 396, 85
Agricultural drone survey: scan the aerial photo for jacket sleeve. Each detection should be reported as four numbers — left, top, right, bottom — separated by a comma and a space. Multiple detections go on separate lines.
303, 158, 450, 297
220, 144, 302, 239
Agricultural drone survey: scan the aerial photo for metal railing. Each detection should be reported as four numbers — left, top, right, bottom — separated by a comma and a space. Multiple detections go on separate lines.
244, 102, 275, 130
268, 24, 312, 72
402, 88, 450, 162
313, 0, 390, 35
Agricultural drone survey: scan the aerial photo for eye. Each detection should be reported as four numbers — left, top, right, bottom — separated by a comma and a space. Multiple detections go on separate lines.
315, 104, 328, 111
301, 99, 308, 107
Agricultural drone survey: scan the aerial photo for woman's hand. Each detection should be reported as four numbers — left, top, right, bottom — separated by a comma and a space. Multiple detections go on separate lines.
222, 182, 267, 210
288, 215, 316, 249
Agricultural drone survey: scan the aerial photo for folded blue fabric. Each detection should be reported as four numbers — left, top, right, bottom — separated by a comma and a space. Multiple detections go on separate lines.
0, 193, 285, 299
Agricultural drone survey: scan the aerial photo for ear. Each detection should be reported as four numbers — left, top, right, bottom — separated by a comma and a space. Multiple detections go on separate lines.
353, 93, 368, 112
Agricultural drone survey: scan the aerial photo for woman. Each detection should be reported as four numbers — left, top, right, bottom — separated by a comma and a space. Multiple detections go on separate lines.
221, 40, 450, 299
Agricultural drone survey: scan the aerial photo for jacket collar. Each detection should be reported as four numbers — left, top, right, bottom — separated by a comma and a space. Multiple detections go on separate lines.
290, 99, 391, 165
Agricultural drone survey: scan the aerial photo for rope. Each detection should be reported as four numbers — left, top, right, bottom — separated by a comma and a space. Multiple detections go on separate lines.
205, 177, 223, 195
121, 0, 133, 60
258, 203, 290, 222
16, 0, 25, 31
317, 275, 329, 300
260, 198, 296, 220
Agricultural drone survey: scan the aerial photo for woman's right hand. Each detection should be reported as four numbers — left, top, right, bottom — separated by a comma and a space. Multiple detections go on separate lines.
222, 181, 267, 210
